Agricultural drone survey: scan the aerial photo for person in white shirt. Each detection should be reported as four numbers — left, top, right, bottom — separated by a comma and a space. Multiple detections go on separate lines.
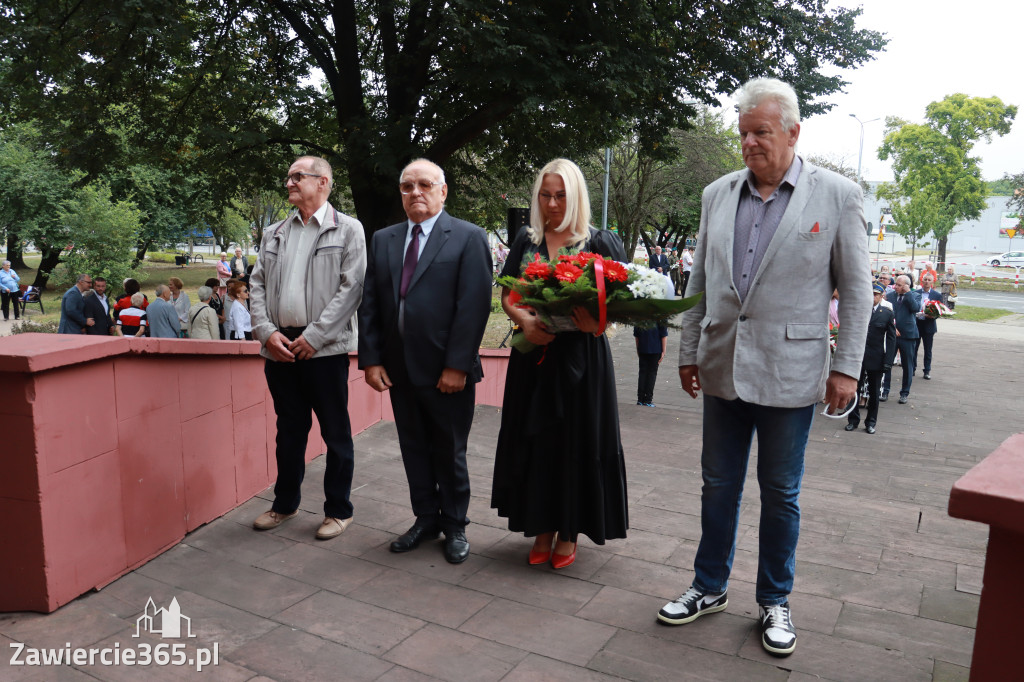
225, 280, 252, 340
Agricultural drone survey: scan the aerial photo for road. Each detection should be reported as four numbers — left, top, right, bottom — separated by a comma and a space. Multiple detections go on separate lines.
956, 288, 1024, 313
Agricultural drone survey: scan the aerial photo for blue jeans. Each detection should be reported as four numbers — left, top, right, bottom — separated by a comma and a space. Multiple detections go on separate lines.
692, 395, 815, 606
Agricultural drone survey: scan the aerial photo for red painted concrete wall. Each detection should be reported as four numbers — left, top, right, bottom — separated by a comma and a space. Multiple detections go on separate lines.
0, 334, 510, 613
948, 433, 1024, 681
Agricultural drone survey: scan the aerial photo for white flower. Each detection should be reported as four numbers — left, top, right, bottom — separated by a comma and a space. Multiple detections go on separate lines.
625, 263, 670, 299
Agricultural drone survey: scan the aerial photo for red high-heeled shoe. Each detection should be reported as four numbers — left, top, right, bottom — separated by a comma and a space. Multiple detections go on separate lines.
528, 535, 555, 565
551, 542, 577, 569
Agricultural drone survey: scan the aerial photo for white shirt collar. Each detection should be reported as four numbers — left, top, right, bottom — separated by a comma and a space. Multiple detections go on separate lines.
408, 209, 442, 236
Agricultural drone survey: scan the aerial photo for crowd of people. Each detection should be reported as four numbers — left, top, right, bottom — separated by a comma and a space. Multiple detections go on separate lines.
56, 271, 255, 341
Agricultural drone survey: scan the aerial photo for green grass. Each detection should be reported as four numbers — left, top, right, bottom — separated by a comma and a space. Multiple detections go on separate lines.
946, 305, 1017, 323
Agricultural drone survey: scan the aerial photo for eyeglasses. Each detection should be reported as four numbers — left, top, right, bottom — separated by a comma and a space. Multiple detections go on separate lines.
400, 180, 442, 195
283, 172, 322, 187
539, 192, 567, 203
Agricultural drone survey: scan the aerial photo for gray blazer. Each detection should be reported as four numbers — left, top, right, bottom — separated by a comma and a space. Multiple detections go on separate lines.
679, 160, 873, 407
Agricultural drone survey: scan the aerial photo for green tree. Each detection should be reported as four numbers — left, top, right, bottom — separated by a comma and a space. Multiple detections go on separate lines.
1003, 171, 1024, 213
0, 121, 80, 282
2, 0, 886, 239
878, 94, 1017, 269
806, 153, 871, 198
58, 183, 143, 289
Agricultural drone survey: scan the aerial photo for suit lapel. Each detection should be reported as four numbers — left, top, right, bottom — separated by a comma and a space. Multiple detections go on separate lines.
388, 226, 406, 303
752, 163, 817, 292
717, 173, 744, 298
406, 211, 450, 294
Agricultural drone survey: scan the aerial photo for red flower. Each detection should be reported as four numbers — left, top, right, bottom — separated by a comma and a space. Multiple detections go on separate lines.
523, 254, 553, 279
554, 262, 583, 282
602, 260, 628, 282
575, 252, 600, 267
508, 288, 523, 306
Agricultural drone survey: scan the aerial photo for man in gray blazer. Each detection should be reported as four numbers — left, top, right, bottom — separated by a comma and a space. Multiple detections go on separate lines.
58, 274, 95, 334
656, 78, 872, 657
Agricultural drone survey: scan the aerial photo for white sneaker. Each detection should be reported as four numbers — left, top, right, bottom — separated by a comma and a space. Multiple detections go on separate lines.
759, 602, 797, 656
657, 587, 728, 625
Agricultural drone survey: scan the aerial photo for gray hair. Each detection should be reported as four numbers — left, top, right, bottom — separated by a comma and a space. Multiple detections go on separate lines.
76, 273, 90, 284
734, 78, 801, 131
130, 292, 145, 307
155, 284, 169, 296
197, 286, 213, 302
296, 155, 334, 189
399, 158, 446, 186
2, 260, 10, 267
896, 275, 911, 287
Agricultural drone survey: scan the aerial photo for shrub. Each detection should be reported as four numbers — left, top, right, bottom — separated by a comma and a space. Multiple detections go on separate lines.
11, 319, 59, 334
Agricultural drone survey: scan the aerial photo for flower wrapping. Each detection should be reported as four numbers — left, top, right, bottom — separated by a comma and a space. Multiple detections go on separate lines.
924, 300, 954, 319
498, 251, 702, 351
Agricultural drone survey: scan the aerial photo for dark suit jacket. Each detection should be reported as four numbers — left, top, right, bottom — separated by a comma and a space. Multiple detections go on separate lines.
650, 253, 670, 273
915, 288, 942, 336
358, 210, 493, 388
886, 290, 921, 339
57, 287, 87, 334
83, 292, 114, 335
862, 304, 897, 372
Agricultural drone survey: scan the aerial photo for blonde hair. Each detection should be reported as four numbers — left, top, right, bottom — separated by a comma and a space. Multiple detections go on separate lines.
168, 276, 184, 289
525, 158, 591, 247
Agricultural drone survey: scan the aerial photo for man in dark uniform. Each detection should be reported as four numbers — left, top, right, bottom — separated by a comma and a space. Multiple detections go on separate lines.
846, 283, 897, 434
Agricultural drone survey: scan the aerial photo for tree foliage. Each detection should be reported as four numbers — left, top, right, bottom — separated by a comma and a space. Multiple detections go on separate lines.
1, 0, 887, 239
878, 94, 1017, 268
58, 183, 143, 289
586, 111, 743, 259
1003, 171, 1024, 213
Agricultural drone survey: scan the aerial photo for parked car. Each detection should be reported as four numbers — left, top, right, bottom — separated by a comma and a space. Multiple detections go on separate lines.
985, 251, 1024, 267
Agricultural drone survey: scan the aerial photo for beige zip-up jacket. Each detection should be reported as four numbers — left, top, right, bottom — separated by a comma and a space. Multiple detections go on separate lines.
249, 204, 367, 360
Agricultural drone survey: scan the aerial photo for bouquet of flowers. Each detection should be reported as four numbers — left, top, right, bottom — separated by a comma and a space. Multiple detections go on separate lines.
924, 300, 954, 319
497, 251, 701, 351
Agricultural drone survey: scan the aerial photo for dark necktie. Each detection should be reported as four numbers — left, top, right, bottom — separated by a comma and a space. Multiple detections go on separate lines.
400, 224, 422, 299
897, 294, 903, 306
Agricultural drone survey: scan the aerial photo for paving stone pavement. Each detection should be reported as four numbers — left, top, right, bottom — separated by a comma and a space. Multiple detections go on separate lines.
2, 322, 1016, 681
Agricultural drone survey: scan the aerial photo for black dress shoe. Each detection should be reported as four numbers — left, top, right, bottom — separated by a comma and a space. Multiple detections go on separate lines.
844, 423, 858, 431
390, 523, 441, 553
866, 424, 876, 434
879, 392, 889, 402
923, 373, 931, 380
443, 530, 470, 564
898, 395, 908, 404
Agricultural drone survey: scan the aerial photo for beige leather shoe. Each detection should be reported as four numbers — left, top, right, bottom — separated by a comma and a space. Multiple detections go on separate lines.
316, 516, 353, 540
253, 510, 298, 530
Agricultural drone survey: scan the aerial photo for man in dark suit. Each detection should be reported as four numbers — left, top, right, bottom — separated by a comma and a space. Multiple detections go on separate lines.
883, 275, 921, 404
58, 273, 94, 334
83, 276, 114, 335
358, 158, 492, 564
846, 284, 897, 434
914, 272, 942, 380
650, 245, 670, 274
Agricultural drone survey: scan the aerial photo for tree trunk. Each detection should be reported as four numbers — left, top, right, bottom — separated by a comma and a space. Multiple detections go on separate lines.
937, 237, 948, 273
132, 239, 152, 269
349, 165, 407, 242
5, 233, 27, 270
31, 248, 63, 289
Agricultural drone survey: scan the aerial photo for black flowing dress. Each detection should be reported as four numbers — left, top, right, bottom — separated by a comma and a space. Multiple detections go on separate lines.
491, 227, 629, 544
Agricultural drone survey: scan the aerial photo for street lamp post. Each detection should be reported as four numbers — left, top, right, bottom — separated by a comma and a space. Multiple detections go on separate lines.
849, 113, 880, 187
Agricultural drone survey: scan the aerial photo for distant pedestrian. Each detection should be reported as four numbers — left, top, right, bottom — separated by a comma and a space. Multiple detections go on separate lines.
147, 284, 182, 338
845, 283, 896, 435
58, 274, 94, 334
167, 276, 190, 335
116, 292, 148, 337
634, 323, 668, 407
225, 280, 252, 340
187, 286, 220, 340
0, 260, 21, 321
83, 276, 114, 336
940, 266, 959, 310
216, 252, 231, 299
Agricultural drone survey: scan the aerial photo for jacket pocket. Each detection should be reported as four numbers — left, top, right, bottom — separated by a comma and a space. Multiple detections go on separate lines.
786, 323, 826, 340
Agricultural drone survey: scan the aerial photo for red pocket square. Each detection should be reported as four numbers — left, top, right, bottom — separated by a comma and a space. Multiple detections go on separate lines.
810, 222, 820, 233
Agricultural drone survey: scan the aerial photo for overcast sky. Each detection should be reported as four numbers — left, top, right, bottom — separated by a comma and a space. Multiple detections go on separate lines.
732, 0, 1023, 183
